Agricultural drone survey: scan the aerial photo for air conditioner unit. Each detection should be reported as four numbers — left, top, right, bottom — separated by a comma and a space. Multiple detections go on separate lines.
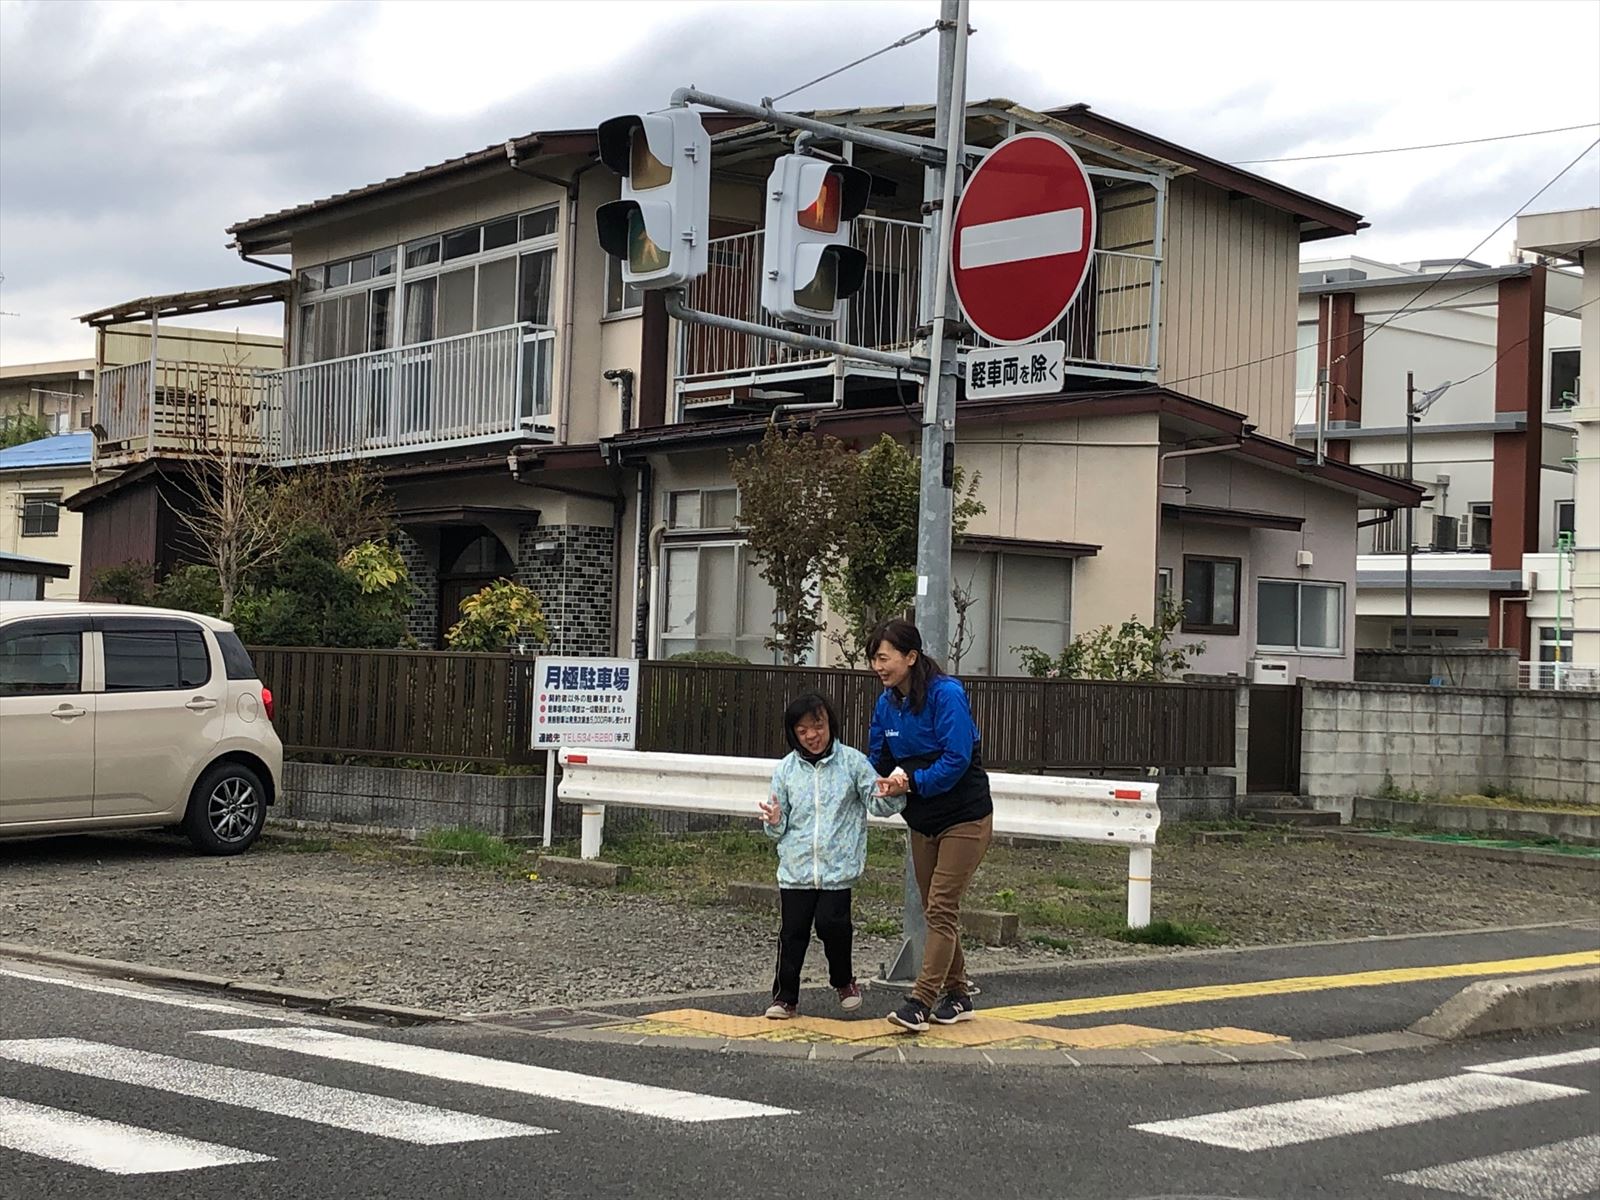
1248, 658, 1296, 685
1431, 514, 1458, 552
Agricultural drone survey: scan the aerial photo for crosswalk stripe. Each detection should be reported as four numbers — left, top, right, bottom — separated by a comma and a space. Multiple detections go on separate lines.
0, 1038, 548, 1145
0, 968, 312, 1023
1386, 1134, 1600, 1200
0, 1096, 272, 1176
1465, 1046, 1600, 1077
1132, 1074, 1587, 1151
201, 1027, 793, 1122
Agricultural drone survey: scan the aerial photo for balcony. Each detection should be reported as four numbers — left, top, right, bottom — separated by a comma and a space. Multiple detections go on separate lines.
94, 358, 281, 468
675, 217, 1159, 414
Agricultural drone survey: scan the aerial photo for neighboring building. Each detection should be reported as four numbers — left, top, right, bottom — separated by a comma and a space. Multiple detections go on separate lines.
1293, 255, 1583, 665
0, 551, 72, 601
0, 432, 93, 600
71, 99, 1417, 691
1517, 207, 1600, 684
0, 359, 94, 435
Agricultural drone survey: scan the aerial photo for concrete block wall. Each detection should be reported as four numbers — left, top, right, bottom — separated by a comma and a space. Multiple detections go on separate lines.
1355, 649, 1518, 691
278, 762, 546, 837
1301, 682, 1599, 805
395, 530, 440, 647
517, 524, 615, 656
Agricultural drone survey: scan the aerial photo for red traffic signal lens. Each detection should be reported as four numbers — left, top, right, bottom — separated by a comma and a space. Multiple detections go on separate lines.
799, 172, 842, 233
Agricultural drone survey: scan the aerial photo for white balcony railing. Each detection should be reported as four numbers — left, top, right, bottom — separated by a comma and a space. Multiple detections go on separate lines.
676, 218, 1159, 394
95, 359, 280, 464
271, 323, 554, 465
1518, 661, 1600, 691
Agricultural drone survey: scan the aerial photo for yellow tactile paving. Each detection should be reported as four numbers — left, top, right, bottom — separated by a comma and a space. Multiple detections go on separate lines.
622, 1007, 1285, 1050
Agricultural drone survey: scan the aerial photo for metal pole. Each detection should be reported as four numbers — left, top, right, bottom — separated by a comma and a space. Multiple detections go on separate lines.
1405, 371, 1415, 653
670, 87, 945, 166
662, 292, 926, 375
542, 747, 557, 848
882, 0, 968, 989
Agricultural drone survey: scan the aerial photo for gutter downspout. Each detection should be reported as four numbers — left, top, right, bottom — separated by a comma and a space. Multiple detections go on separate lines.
228, 246, 292, 276
506, 142, 602, 448
1157, 440, 1244, 489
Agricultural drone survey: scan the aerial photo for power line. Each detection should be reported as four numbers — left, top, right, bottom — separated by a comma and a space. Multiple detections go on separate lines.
762, 23, 940, 107
1235, 121, 1600, 165
1441, 293, 1600, 391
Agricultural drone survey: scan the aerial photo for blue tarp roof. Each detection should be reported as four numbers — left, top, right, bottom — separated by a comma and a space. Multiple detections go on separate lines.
0, 432, 93, 471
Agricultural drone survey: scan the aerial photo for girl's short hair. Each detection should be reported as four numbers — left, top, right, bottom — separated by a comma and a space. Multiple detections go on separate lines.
783, 691, 839, 753
866, 618, 944, 713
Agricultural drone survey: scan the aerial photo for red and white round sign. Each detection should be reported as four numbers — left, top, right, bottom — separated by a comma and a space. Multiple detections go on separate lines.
951, 132, 1098, 346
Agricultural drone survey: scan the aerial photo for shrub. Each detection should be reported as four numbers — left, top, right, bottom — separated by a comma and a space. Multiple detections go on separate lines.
153, 565, 224, 616
445, 579, 548, 652
666, 650, 750, 664
90, 561, 155, 606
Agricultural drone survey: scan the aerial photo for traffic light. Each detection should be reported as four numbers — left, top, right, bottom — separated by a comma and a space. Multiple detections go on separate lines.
760, 154, 871, 324
595, 108, 710, 289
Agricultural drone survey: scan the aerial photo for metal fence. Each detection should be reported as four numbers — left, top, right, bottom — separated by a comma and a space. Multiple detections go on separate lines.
250, 648, 1237, 771
1518, 661, 1600, 692
95, 359, 280, 463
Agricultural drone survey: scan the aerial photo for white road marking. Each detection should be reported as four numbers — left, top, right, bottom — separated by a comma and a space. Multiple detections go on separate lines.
1387, 1134, 1600, 1200
0, 1038, 547, 1144
1465, 1046, 1600, 1077
1132, 1074, 1586, 1151
0, 1096, 272, 1176
202, 1026, 793, 1122
958, 209, 1085, 269
0, 967, 312, 1022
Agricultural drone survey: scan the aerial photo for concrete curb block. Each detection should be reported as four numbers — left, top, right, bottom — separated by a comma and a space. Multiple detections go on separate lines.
1410, 968, 1600, 1040
537, 856, 633, 887
1329, 830, 1600, 871
0, 941, 458, 1027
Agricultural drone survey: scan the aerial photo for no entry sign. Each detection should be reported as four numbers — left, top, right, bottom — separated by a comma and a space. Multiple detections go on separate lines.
952, 132, 1098, 346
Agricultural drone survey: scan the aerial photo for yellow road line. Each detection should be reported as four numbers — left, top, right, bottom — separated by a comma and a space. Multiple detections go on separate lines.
984, 950, 1600, 1023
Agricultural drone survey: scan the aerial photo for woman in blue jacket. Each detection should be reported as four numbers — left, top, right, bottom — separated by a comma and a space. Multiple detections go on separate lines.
868, 618, 994, 1033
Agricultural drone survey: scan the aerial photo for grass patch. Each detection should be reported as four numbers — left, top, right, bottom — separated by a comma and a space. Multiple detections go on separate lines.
1027, 933, 1076, 952
857, 916, 901, 938
1114, 918, 1221, 947
416, 828, 527, 870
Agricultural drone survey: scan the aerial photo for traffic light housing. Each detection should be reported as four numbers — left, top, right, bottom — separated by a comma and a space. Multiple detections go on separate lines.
595, 108, 711, 289
760, 154, 871, 324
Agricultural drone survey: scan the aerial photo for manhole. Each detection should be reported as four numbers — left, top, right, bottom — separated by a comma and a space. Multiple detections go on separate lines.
470, 1007, 624, 1032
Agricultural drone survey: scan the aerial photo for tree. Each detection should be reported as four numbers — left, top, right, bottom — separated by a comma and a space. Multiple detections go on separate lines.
1013, 598, 1203, 681
231, 528, 408, 648
728, 421, 859, 665
0, 408, 53, 450
823, 434, 985, 667
273, 461, 394, 555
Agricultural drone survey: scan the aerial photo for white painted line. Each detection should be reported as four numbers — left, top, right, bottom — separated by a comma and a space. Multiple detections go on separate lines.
0, 1096, 272, 1175
1465, 1046, 1600, 1077
1132, 1074, 1586, 1151
959, 209, 1084, 269
1387, 1134, 1600, 1200
0, 967, 310, 1023
202, 1027, 792, 1123
0, 1039, 547, 1145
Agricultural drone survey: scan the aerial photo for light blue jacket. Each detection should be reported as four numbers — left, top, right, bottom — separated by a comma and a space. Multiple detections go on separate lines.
764, 742, 904, 889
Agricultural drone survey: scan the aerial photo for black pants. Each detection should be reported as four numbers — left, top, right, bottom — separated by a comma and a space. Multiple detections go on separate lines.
772, 887, 854, 1005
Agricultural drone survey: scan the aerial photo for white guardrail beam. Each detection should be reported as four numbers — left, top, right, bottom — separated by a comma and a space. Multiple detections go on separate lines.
558, 748, 1160, 928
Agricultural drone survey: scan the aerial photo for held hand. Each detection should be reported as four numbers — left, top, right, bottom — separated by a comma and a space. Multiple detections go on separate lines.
759, 796, 782, 826
875, 769, 910, 798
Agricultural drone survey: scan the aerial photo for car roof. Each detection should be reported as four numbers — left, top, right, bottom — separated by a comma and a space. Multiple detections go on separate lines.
0, 600, 237, 633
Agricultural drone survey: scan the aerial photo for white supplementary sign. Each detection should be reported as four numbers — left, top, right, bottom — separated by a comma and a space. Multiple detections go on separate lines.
962, 340, 1065, 399
531, 656, 639, 750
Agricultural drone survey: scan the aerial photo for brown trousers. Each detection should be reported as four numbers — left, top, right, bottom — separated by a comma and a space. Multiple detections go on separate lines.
908, 813, 993, 1007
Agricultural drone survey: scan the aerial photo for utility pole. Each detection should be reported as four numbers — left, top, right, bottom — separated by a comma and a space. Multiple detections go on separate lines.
912, 0, 969, 662
1405, 371, 1415, 652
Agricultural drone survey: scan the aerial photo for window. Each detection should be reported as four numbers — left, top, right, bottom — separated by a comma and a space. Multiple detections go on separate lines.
1182, 555, 1240, 635
1464, 502, 1492, 552
1294, 321, 1318, 395
1258, 579, 1344, 653
948, 550, 1073, 675
668, 488, 739, 530
20, 491, 61, 537
215, 631, 258, 682
1156, 567, 1174, 608
1556, 499, 1575, 543
103, 628, 211, 692
605, 255, 643, 316
659, 542, 783, 662
0, 629, 82, 696
1550, 348, 1579, 411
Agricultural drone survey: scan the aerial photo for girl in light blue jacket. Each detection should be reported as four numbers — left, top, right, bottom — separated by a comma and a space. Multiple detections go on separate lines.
758, 691, 903, 1019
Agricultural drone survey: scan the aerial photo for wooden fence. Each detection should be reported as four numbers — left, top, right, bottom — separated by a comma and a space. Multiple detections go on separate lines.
250, 649, 1237, 772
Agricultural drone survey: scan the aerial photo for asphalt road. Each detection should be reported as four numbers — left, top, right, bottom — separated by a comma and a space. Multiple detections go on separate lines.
2, 959, 1597, 1200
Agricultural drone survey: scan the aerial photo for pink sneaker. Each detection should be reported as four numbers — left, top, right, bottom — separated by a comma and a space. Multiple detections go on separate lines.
836, 981, 863, 1012
764, 1001, 797, 1020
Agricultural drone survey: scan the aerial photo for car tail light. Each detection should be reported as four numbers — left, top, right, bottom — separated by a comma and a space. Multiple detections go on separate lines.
262, 687, 275, 722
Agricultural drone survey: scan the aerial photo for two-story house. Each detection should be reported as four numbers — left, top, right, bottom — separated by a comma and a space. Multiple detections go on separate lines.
1293, 255, 1583, 670
72, 98, 1417, 685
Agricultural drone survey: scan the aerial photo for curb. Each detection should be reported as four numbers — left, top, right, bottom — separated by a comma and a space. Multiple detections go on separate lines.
0, 941, 459, 1028
1410, 967, 1600, 1040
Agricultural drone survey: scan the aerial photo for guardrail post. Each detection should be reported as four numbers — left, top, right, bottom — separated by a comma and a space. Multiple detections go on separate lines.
580, 805, 605, 860
879, 849, 929, 984
1126, 846, 1153, 928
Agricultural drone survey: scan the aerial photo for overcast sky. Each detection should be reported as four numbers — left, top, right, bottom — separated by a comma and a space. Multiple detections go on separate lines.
2, 0, 1596, 363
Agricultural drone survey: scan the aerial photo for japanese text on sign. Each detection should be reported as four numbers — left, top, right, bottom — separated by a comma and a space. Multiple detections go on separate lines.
531, 656, 640, 750
962, 340, 1065, 399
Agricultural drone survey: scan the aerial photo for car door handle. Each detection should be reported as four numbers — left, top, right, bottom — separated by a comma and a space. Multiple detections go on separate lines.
185, 697, 219, 712
51, 705, 87, 720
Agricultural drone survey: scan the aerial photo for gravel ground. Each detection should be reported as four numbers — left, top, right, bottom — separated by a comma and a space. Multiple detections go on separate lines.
1, 828, 1595, 1016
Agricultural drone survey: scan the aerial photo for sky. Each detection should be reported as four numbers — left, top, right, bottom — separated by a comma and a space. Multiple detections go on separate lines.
1, 0, 1597, 363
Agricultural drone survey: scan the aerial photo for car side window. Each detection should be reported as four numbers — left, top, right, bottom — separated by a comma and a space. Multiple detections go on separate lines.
0, 629, 84, 697
103, 627, 213, 692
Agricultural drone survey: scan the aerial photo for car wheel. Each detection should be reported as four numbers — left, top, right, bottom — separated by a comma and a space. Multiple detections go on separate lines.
183, 762, 267, 855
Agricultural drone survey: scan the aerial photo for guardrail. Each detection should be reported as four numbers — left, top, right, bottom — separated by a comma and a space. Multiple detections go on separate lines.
558, 747, 1162, 927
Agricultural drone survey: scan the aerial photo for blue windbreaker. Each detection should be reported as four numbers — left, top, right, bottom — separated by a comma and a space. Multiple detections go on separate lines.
764, 742, 904, 889
868, 673, 993, 836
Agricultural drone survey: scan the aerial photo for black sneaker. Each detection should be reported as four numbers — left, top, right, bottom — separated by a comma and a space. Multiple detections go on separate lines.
932, 992, 975, 1024
887, 998, 931, 1033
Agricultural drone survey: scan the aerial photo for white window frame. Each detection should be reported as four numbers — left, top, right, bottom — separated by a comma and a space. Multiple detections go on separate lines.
666, 487, 740, 531
1555, 498, 1575, 544
19, 490, 62, 538
1257, 578, 1345, 655
603, 254, 643, 319
656, 537, 799, 665
952, 550, 1074, 676
1548, 346, 1580, 412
